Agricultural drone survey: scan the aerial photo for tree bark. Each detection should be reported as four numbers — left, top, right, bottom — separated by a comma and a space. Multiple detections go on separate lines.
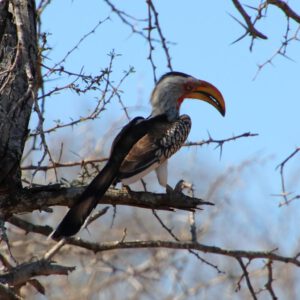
0, 0, 37, 192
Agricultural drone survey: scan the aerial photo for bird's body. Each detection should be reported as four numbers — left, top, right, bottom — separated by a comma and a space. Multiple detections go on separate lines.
117, 114, 191, 187
51, 72, 226, 239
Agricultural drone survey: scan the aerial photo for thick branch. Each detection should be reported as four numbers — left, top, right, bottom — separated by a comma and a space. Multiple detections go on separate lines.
267, 0, 300, 23
0, 283, 21, 300
0, 260, 75, 287
231, 0, 267, 40
9, 218, 300, 274
1, 185, 212, 215
0, 0, 38, 191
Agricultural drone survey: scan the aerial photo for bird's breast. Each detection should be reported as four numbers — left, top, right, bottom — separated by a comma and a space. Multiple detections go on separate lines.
156, 114, 191, 160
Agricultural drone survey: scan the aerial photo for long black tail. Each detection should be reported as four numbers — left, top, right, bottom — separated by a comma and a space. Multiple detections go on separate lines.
51, 161, 118, 239
51, 115, 168, 239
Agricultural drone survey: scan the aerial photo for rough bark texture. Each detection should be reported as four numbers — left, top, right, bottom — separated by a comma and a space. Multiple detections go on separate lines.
0, 185, 212, 215
0, 0, 37, 192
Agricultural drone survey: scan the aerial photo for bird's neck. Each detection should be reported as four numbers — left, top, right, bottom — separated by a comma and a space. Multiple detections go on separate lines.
151, 94, 180, 121
151, 106, 179, 121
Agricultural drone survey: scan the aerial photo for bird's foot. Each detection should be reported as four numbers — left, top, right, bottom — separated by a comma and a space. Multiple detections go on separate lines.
166, 184, 174, 195
174, 179, 193, 193
166, 180, 194, 195
122, 184, 132, 194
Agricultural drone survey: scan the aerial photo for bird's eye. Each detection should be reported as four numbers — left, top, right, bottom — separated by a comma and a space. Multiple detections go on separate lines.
184, 83, 193, 92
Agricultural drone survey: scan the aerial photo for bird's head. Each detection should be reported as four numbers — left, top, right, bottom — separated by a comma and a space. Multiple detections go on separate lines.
150, 72, 226, 120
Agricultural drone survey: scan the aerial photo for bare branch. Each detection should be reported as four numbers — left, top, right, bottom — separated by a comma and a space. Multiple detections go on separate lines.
231, 0, 300, 77
267, 0, 300, 23
146, 1, 157, 82
0, 283, 21, 300
253, 25, 300, 79
231, 0, 268, 41
274, 147, 300, 206
184, 132, 258, 158
152, 209, 223, 274
0, 259, 75, 287
46, 17, 110, 75
237, 258, 257, 299
21, 132, 257, 174
21, 157, 109, 171
7, 215, 299, 298
1, 185, 212, 215
103, 0, 148, 39
147, 0, 173, 71
6, 215, 300, 275
8, 215, 53, 235
53, 238, 300, 269
265, 260, 278, 300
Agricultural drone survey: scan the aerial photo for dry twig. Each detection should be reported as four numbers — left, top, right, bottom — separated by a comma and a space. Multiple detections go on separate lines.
274, 147, 300, 206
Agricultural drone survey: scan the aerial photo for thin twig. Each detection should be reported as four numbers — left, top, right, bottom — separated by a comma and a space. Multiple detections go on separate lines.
274, 147, 300, 206
147, 0, 173, 70
265, 260, 278, 300
237, 258, 258, 300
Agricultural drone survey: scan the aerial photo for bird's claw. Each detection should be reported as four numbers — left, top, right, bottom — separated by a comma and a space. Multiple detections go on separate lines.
166, 180, 194, 195
122, 185, 132, 194
174, 179, 193, 193
166, 184, 174, 195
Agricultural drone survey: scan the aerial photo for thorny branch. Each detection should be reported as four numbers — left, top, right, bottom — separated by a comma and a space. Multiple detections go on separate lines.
45, 17, 110, 76
6, 214, 300, 299
21, 157, 109, 171
0, 259, 74, 287
104, 0, 173, 82
22, 132, 257, 172
146, 0, 173, 72
184, 132, 258, 158
231, 0, 267, 42
265, 260, 278, 300
28, 55, 134, 182
152, 209, 223, 274
275, 147, 300, 206
0, 185, 212, 215
146, 0, 157, 82
103, 0, 148, 40
253, 25, 300, 80
3, 1, 298, 298
267, 0, 300, 23
231, 0, 300, 77
9, 216, 300, 269
0, 283, 22, 300
237, 258, 257, 299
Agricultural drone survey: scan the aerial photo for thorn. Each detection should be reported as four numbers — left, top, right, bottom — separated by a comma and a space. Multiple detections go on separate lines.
207, 130, 212, 140
244, 4, 259, 11
231, 32, 248, 45
227, 12, 248, 30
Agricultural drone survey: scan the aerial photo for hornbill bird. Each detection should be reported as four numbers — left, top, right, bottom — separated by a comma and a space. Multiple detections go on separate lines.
51, 72, 226, 239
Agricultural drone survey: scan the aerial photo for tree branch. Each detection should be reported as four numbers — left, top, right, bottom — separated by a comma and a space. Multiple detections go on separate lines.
1, 185, 212, 215
275, 147, 300, 206
237, 258, 257, 299
267, 0, 300, 23
7, 215, 300, 273
65, 240, 300, 267
265, 260, 278, 300
0, 259, 75, 287
231, 0, 267, 40
0, 283, 21, 300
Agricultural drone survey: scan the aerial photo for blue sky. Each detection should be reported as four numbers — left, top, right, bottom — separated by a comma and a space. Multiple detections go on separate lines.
40, 1, 300, 180
35, 1, 300, 248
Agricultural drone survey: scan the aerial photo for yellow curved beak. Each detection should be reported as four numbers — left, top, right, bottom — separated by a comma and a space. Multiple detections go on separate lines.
185, 80, 226, 116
